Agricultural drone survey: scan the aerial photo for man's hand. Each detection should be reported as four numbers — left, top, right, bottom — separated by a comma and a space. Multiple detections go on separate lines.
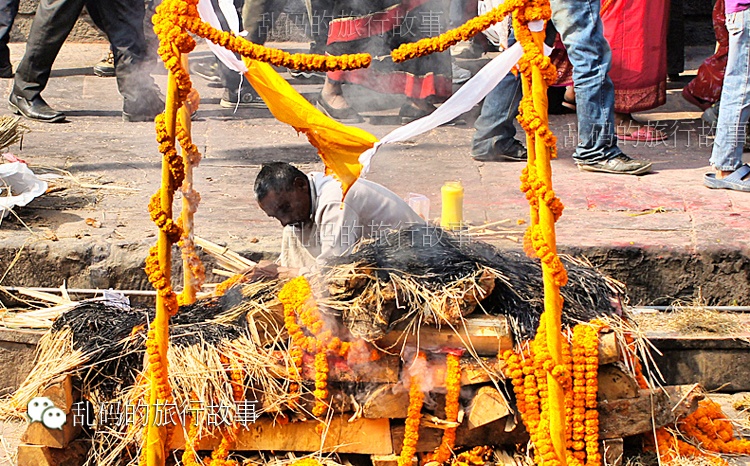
241, 260, 279, 281
240, 260, 299, 281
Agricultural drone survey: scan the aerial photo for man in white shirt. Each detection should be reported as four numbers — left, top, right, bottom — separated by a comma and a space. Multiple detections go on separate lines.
250, 162, 424, 278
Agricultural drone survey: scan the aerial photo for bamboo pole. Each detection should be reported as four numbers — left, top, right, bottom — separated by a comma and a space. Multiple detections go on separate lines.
147, 50, 181, 466
179, 53, 197, 305
529, 28, 567, 466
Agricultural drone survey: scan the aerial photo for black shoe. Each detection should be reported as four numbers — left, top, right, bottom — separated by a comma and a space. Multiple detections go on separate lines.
399, 102, 435, 125
0, 64, 13, 79
93, 51, 115, 77
123, 96, 165, 122
316, 94, 364, 124
220, 87, 266, 108
472, 140, 527, 162
190, 59, 221, 84
577, 154, 652, 175
8, 92, 65, 123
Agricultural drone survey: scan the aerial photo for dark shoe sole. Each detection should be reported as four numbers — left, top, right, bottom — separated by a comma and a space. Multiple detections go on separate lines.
472, 153, 526, 162
93, 68, 116, 78
316, 98, 364, 124
122, 113, 158, 122
577, 161, 652, 175
219, 98, 266, 109
9, 100, 66, 123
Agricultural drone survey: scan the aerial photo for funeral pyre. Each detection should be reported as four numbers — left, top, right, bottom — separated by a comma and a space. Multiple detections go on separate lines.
2, 228, 749, 466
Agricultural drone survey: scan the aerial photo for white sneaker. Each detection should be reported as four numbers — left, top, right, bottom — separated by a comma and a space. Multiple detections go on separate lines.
452, 63, 471, 84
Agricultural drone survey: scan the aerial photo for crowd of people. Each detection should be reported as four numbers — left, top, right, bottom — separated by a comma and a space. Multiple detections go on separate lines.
0, 0, 748, 191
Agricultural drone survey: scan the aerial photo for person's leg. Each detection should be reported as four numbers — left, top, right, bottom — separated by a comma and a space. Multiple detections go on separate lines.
13, 0, 85, 101
666, 0, 684, 79
0, 0, 19, 76
242, 0, 276, 44
549, 0, 621, 164
87, 0, 163, 120
471, 72, 524, 161
709, 8, 750, 176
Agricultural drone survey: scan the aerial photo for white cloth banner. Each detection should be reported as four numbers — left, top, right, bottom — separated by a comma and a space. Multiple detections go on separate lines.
359, 42, 524, 173
196, 0, 248, 73
359, 20, 549, 175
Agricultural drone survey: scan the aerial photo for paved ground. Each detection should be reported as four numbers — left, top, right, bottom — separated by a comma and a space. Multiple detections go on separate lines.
0, 41, 747, 305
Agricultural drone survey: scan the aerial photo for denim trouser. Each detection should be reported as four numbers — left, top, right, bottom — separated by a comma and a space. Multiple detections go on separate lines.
471, 32, 523, 157
471, 71, 523, 156
472, 2, 622, 162
710, 8, 750, 171
550, 0, 622, 163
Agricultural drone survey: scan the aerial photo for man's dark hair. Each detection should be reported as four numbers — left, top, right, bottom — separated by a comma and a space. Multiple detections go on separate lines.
254, 162, 307, 201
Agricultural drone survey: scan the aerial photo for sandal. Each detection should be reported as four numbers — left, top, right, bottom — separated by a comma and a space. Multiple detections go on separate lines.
617, 126, 667, 142
704, 164, 750, 192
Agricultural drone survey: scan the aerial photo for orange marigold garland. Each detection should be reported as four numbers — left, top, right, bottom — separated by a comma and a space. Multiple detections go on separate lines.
278, 277, 380, 432
144, 247, 179, 317
451, 446, 494, 466
502, 320, 604, 466
391, 0, 524, 62
214, 274, 248, 297
433, 351, 463, 463
155, 0, 370, 73
181, 393, 202, 466
291, 459, 324, 466
399, 353, 427, 466
649, 398, 750, 466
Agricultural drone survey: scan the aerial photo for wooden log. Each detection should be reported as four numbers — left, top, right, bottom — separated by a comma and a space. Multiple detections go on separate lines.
377, 316, 513, 356
431, 357, 504, 388
361, 384, 410, 419
377, 317, 619, 363
371, 454, 416, 466
262, 385, 354, 414
598, 332, 620, 365
21, 415, 82, 449
16, 439, 89, 466
598, 385, 703, 439
601, 438, 623, 466
391, 417, 528, 453
269, 352, 401, 384
169, 416, 393, 454
597, 363, 640, 401
467, 386, 512, 430
40, 375, 78, 414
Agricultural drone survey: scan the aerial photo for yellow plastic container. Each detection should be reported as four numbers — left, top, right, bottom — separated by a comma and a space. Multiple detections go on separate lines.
440, 181, 464, 230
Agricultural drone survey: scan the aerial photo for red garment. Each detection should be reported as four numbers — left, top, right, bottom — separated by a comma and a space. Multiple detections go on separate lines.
602, 0, 669, 112
683, 0, 728, 106
551, 0, 669, 113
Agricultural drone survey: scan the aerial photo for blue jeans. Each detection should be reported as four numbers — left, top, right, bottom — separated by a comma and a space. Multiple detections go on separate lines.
550, 0, 622, 163
472, 28, 523, 157
471, 71, 523, 157
710, 8, 750, 172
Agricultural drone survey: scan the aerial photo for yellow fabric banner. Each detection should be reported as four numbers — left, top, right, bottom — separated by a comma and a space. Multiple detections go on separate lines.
242, 57, 377, 196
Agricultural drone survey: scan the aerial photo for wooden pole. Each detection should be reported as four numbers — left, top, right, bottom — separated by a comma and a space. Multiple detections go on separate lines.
146, 49, 181, 466
178, 53, 197, 305
529, 28, 567, 466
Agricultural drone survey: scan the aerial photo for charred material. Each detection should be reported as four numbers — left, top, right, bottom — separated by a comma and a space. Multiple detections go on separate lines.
324, 225, 623, 342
